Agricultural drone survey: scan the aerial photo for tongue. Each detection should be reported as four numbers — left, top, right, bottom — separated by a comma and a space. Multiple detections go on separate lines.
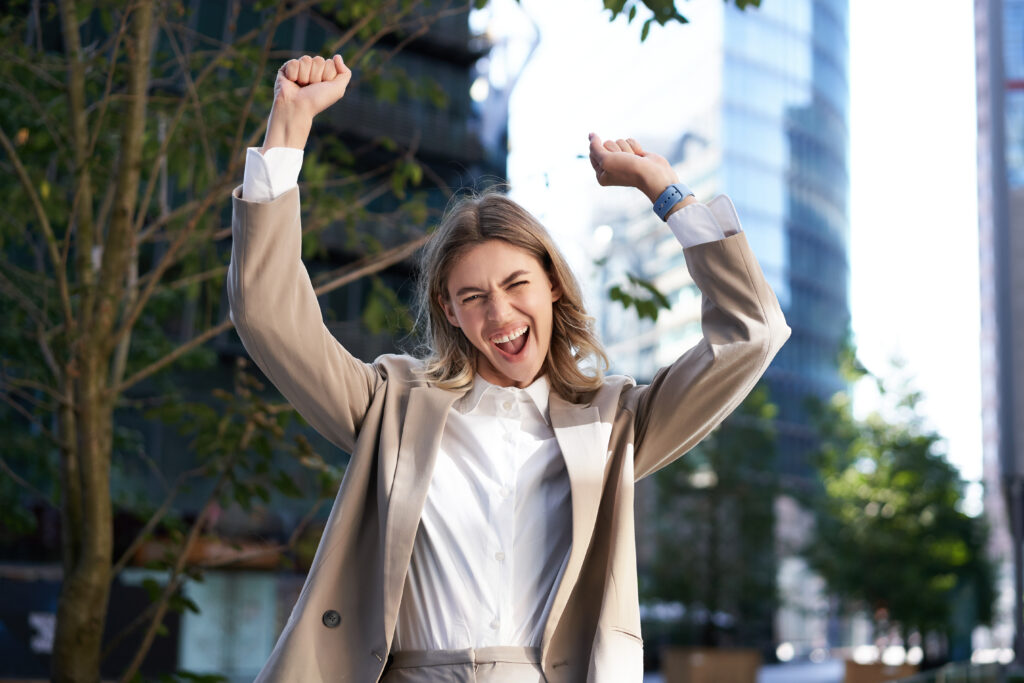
497, 330, 528, 355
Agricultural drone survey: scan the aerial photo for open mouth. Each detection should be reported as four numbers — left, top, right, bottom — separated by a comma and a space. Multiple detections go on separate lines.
491, 325, 529, 357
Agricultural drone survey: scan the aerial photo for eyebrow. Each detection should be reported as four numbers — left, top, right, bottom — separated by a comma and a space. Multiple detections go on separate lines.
454, 269, 531, 298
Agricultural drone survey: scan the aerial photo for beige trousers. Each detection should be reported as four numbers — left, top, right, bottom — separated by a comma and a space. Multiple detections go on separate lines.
380, 646, 546, 683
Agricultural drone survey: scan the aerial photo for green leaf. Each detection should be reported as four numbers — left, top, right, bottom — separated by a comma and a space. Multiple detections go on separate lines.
142, 577, 163, 602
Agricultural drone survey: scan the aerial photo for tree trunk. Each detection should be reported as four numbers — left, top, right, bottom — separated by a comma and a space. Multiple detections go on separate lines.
51, 0, 155, 679
53, 355, 114, 683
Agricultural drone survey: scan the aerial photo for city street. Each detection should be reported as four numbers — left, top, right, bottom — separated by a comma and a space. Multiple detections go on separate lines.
643, 659, 845, 683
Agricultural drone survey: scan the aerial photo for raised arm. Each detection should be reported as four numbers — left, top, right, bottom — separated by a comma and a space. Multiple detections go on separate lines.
227, 56, 382, 454
589, 134, 790, 479
263, 54, 352, 152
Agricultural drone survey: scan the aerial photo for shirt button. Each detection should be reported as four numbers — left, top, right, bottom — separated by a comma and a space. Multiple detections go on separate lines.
490, 618, 500, 630
499, 486, 512, 498
502, 400, 514, 411
322, 610, 341, 628
495, 551, 506, 562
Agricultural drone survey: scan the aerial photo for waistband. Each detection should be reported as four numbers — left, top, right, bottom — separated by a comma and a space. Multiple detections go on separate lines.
389, 646, 542, 669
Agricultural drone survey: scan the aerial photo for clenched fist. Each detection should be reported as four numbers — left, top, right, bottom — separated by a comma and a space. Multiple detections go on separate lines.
275, 54, 352, 116
262, 54, 352, 152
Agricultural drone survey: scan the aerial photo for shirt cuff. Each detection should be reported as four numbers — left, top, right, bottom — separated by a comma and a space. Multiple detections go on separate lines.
242, 147, 304, 202
666, 195, 744, 248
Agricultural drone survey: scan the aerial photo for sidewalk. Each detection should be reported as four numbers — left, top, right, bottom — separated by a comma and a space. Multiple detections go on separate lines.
643, 659, 845, 683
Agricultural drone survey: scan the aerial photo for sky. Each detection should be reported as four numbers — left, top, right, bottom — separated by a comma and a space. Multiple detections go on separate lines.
482, 0, 983, 493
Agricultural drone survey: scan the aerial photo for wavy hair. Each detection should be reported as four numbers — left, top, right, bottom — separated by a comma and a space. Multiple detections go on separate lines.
412, 191, 608, 402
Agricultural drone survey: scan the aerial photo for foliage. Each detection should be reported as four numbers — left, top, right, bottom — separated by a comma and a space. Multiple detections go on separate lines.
608, 272, 672, 322
642, 384, 779, 648
598, 0, 762, 41
479, 0, 760, 41
803, 357, 996, 640
0, 0, 461, 679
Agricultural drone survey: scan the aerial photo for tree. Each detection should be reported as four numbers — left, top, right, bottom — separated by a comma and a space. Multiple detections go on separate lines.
642, 384, 780, 650
0, 1, 477, 680
803, 353, 996, 655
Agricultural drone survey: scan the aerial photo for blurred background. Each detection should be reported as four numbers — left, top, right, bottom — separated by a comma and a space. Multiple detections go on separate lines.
0, 0, 1015, 681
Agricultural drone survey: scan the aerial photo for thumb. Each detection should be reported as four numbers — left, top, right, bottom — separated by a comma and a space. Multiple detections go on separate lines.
588, 132, 608, 173
328, 55, 352, 92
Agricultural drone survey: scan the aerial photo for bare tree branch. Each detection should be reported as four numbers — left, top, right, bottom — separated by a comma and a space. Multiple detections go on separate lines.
156, 265, 228, 294
0, 47, 64, 88
110, 465, 207, 577
86, 6, 132, 158
136, 176, 236, 244
116, 418, 256, 683
322, 1, 394, 55
114, 317, 234, 395
0, 456, 56, 510
0, 78, 70, 158
0, 124, 74, 331
228, 3, 287, 160
116, 222, 428, 397
101, 599, 159, 663
159, 16, 217, 181
130, 0, 323, 240
0, 390, 59, 446
310, 233, 428, 298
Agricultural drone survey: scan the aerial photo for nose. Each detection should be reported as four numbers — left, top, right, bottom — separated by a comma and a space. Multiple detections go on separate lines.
485, 290, 514, 320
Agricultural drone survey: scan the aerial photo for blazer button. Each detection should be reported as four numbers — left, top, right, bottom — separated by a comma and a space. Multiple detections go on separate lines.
322, 610, 341, 628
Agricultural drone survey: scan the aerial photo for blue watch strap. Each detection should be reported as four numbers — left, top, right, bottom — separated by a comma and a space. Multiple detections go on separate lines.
653, 182, 694, 221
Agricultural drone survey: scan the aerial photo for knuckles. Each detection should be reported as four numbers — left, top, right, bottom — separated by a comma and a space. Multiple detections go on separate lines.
278, 55, 349, 86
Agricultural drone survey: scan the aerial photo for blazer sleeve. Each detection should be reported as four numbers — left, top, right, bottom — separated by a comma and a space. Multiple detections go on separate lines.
625, 197, 791, 480
226, 185, 384, 454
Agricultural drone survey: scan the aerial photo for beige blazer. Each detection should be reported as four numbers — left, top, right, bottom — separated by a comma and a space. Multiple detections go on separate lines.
227, 186, 790, 683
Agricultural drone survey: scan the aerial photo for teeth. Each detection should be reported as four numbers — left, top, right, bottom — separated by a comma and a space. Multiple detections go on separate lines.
491, 326, 528, 344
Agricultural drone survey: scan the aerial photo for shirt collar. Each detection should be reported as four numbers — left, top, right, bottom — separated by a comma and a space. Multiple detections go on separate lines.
457, 373, 551, 425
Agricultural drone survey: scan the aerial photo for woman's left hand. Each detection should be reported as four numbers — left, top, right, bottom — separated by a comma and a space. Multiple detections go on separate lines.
588, 134, 680, 203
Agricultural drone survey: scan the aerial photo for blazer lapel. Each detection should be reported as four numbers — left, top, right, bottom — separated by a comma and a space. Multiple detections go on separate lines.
381, 384, 464, 645
542, 393, 607, 652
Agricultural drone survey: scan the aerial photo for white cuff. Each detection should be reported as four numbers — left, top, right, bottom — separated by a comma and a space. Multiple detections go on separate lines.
242, 147, 304, 202
666, 195, 743, 248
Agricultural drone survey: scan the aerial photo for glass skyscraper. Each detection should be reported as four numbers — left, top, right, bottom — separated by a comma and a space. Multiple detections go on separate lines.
596, 0, 850, 478
588, 0, 850, 652
976, 0, 1024, 655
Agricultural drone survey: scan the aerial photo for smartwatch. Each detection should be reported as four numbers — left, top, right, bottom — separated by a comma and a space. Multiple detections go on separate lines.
653, 182, 694, 221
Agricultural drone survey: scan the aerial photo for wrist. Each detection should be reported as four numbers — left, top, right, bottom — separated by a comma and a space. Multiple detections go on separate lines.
262, 101, 313, 152
652, 182, 696, 221
640, 170, 681, 203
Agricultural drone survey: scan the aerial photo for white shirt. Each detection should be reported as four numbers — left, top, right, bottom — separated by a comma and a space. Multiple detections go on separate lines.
394, 373, 569, 650
240, 147, 742, 649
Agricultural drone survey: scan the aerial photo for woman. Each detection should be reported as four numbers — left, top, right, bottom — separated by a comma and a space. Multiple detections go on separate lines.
228, 54, 790, 683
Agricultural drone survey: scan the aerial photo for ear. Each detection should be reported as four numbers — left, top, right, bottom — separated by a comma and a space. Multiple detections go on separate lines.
549, 276, 563, 303
439, 294, 461, 328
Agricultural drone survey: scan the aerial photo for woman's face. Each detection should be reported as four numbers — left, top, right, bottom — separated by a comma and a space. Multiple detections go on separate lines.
440, 239, 561, 388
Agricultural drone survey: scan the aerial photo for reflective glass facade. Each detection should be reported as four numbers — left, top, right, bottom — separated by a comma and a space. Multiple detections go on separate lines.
977, 0, 1024, 648
590, 0, 850, 478
723, 0, 850, 476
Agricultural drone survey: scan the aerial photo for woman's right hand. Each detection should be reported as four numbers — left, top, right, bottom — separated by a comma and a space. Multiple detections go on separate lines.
263, 54, 352, 152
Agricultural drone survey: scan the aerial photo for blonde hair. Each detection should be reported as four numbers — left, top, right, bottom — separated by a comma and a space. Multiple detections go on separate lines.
412, 191, 608, 402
